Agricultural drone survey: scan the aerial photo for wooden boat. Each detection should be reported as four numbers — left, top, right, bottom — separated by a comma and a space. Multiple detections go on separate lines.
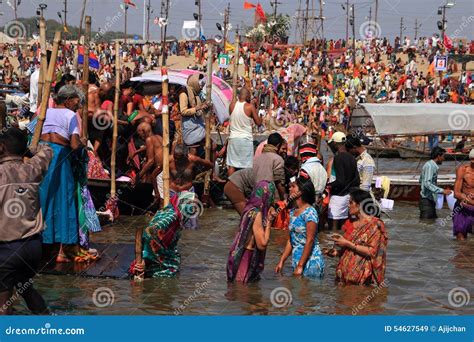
397, 146, 469, 161
366, 145, 400, 158
88, 178, 155, 215
372, 173, 455, 202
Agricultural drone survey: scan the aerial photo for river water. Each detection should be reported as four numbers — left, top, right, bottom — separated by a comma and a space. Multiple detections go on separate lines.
13, 147, 474, 315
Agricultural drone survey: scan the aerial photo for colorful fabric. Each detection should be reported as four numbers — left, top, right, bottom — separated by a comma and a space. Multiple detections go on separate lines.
227, 181, 276, 283
142, 193, 194, 277
452, 201, 474, 237
336, 217, 387, 286
40, 142, 79, 244
289, 206, 324, 278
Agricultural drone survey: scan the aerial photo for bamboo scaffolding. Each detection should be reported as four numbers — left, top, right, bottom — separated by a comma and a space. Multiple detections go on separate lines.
203, 44, 214, 201
81, 16, 91, 139
111, 41, 120, 199
231, 33, 240, 102
31, 31, 62, 149
37, 18, 47, 108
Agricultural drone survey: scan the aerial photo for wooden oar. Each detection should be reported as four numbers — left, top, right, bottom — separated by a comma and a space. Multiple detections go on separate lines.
30, 31, 62, 149
81, 16, 91, 140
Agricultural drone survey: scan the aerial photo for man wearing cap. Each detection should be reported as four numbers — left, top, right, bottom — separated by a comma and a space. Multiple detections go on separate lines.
419, 146, 452, 219
299, 143, 327, 197
327, 132, 360, 230
452, 149, 474, 240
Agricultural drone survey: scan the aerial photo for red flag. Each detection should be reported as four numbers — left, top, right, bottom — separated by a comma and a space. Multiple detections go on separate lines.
255, 3, 266, 21
124, 0, 137, 8
443, 34, 453, 50
244, 1, 256, 9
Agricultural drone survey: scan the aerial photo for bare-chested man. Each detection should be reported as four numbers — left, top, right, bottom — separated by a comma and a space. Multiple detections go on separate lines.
134, 122, 163, 187
453, 149, 474, 240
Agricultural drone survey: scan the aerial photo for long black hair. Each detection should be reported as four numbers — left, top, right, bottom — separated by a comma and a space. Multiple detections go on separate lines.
295, 177, 316, 206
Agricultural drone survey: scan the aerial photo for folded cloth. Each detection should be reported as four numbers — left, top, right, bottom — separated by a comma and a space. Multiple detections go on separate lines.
226, 137, 254, 169
328, 194, 350, 220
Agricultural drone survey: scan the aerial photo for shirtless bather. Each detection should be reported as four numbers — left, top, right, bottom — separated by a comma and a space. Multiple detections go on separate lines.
453, 149, 474, 240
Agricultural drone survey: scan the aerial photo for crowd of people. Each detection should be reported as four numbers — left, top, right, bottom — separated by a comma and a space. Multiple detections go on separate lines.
0, 31, 473, 315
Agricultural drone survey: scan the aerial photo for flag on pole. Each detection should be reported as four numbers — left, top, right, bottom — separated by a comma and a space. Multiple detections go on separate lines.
443, 34, 453, 50
78, 46, 100, 69
255, 3, 266, 22
243, 1, 256, 9
124, 0, 137, 8
225, 41, 235, 52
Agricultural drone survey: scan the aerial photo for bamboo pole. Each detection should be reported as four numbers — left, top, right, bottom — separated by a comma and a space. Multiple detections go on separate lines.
31, 31, 62, 149
111, 41, 120, 199
231, 31, 240, 102
81, 16, 91, 139
161, 67, 170, 207
203, 44, 213, 201
37, 18, 47, 108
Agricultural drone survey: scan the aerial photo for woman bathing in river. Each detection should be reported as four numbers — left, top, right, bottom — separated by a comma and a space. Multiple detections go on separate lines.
325, 189, 387, 286
227, 181, 277, 283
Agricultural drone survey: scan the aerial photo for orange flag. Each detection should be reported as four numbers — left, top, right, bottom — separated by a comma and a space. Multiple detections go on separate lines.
427, 60, 435, 76
244, 1, 256, 9
255, 3, 266, 21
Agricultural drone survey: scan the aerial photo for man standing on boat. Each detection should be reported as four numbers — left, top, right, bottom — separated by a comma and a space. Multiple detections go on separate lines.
452, 149, 474, 240
419, 147, 452, 219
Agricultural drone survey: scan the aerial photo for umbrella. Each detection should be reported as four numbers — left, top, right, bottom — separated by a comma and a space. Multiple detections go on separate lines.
131, 69, 233, 124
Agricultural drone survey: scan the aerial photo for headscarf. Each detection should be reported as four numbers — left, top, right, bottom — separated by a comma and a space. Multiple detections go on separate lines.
185, 74, 202, 108
227, 181, 276, 283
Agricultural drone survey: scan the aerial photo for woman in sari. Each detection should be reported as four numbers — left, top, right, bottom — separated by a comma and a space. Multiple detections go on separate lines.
275, 177, 324, 278
326, 189, 388, 286
39, 85, 98, 262
227, 181, 277, 283
131, 191, 195, 278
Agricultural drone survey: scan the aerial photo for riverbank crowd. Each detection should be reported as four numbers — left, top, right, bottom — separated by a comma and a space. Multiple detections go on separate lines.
0, 29, 473, 315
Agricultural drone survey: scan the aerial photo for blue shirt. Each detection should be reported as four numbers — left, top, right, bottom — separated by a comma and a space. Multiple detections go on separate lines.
420, 159, 443, 202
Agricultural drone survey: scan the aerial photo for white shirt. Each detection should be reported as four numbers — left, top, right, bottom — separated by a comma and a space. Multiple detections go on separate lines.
301, 157, 327, 194
29, 69, 39, 113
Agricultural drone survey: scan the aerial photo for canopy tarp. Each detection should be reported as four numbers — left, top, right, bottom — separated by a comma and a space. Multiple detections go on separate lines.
352, 103, 474, 136
131, 69, 233, 124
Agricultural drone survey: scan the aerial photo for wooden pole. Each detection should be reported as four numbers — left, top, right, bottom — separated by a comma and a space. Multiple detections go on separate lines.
73, 0, 88, 79
161, 67, 170, 207
203, 44, 213, 201
81, 16, 91, 140
31, 31, 62, 149
37, 18, 47, 108
111, 41, 120, 199
232, 29, 240, 102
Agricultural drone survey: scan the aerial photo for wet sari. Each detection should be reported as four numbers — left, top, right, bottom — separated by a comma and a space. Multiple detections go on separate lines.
141, 192, 194, 277
336, 217, 387, 286
227, 181, 276, 283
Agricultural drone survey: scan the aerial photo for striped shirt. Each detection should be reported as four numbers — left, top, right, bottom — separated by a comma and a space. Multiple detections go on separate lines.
357, 150, 375, 192
420, 160, 444, 202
